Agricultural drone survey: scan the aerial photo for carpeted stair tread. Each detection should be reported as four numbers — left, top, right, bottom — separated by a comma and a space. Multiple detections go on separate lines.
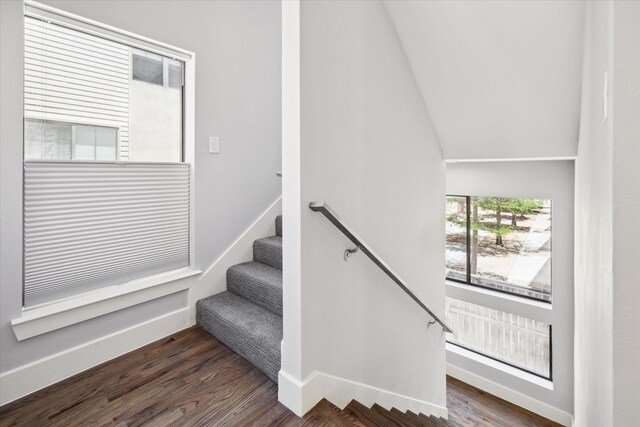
227, 261, 282, 316
253, 236, 282, 270
276, 215, 282, 237
196, 291, 282, 383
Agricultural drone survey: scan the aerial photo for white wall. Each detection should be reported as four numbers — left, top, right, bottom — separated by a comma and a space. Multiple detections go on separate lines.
574, 2, 614, 426
446, 160, 575, 423
282, 0, 447, 411
384, 1, 585, 160
1, 0, 30, 372
611, 2, 640, 425
0, 0, 281, 381
575, 2, 640, 425
280, 0, 303, 386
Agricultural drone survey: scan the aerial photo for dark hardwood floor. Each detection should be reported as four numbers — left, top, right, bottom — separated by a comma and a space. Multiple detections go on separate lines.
0, 326, 561, 426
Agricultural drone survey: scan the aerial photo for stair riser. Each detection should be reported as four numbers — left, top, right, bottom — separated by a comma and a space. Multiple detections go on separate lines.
227, 268, 283, 316
253, 240, 282, 270
196, 298, 281, 383
276, 215, 282, 237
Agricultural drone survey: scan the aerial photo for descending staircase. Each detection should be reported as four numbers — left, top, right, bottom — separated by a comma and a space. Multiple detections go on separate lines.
196, 216, 452, 424
196, 215, 283, 383
311, 399, 453, 426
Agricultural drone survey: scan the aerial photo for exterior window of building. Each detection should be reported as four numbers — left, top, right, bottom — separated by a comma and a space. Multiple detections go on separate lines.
72, 124, 117, 160
132, 50, 183, 90
24, 16, 183, 163
132, 51, 164, 86
446, 196, 552, 302
25, 119, 72, 160
25, 120, 117, 161
167, 60, 182, 89
446, 297, 551, 379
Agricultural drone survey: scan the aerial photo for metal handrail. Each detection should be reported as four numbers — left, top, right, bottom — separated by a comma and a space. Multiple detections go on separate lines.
309, 201, 453, 333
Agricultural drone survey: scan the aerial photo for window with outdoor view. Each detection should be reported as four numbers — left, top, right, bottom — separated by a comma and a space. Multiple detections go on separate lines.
22, 10, 191, 306
446, 196, 552, 302
24, 16, 183, 162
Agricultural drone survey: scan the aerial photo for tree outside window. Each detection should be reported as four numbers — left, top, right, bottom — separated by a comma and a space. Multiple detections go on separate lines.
446, 196, 551, 302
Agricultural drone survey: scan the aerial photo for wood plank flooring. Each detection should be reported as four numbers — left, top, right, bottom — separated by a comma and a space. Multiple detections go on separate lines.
446, 378, 561, 427
0, 326, 562, 426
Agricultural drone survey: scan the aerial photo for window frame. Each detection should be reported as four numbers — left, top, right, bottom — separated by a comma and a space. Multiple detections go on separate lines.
23, 12, 186, 164
22, 0, 197, 309
446, 194, 552, 304
445, 192, 557, 383
446, 296, 554, 381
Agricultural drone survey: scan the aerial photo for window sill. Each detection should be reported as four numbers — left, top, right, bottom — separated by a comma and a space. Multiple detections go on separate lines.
446, 279, 553, 324
11, 267, 201, 341
446, 342, 553, 390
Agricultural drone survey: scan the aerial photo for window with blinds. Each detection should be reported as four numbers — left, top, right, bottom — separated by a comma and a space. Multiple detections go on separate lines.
23, 9, 192, 306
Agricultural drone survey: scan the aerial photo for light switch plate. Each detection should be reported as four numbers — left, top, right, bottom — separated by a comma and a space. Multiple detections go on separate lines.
209, 136, 220, 154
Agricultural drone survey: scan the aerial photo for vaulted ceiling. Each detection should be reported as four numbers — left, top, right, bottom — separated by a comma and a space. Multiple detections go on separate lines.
384, 1, 585, 160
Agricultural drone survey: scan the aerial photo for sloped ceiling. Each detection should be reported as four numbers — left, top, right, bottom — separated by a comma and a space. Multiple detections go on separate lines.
384, 1, 585, 160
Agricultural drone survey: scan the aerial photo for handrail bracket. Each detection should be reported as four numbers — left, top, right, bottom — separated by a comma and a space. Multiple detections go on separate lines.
344, 246, 360, 262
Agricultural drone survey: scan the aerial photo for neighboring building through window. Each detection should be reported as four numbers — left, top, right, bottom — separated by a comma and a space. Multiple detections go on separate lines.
24, 16, 183, 162
129, 50, 183, 162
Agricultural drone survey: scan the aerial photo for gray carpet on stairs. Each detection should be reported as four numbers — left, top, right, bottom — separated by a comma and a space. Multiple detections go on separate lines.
276, 215, 282, 237
227, 261, 282, 316
253, 236, 282, 270
196, 292, 282, 383
196, 215, 283, 384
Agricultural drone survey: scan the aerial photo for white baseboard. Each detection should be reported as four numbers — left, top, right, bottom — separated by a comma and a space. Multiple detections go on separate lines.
447, 363, 574, 426
0, 308, 189, 407
278, 370, 448, 419
188, 196, 282, 324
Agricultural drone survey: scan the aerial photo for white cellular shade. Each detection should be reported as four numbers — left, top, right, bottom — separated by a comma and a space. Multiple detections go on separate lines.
24, 161, 190, 306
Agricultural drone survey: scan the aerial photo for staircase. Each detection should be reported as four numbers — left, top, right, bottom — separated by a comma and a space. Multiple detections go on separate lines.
196, 216, 451, 424
310, 399, 453, 426
196, 215, 283, 383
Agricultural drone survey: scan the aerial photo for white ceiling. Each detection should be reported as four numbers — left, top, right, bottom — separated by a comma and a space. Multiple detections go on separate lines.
384, 1, 585, 160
